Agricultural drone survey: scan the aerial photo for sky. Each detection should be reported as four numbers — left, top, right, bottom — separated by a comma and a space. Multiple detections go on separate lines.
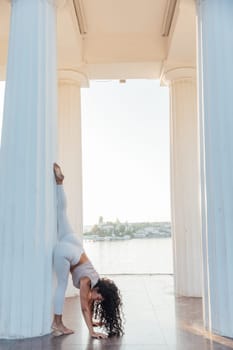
0, 79, 171, 225
81, 80, 170, 225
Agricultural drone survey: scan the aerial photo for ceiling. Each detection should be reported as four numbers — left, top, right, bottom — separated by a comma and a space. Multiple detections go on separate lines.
0, 0, 196, 81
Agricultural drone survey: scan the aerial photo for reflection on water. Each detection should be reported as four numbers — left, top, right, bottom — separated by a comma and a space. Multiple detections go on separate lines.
84, 237, 173, 275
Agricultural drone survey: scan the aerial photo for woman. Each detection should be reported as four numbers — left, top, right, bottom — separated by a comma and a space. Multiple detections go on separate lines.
52, 163, 124, 339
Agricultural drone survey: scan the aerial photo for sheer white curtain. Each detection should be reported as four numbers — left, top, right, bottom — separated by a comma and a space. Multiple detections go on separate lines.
0, 0, 58, 338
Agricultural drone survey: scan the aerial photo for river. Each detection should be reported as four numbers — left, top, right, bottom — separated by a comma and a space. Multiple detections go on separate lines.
83, 237, 173, 275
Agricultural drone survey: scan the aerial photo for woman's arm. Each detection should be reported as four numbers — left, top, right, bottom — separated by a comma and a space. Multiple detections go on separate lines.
79, 277, 107, 339
92, 321, 105, 327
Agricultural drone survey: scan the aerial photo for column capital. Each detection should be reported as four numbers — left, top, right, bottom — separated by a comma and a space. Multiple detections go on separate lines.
161, 67, 196, 86
58, 69, 89, 87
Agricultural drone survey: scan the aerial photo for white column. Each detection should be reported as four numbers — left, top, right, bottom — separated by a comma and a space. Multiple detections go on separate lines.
0, 0, 61, 339
58, 71, 88, 298
197, 0, 233, 337
58, 70, 88, 238
163, 68, 202, 297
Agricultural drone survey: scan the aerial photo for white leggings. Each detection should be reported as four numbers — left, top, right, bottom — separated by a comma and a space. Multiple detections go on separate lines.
53, 186, 84, 315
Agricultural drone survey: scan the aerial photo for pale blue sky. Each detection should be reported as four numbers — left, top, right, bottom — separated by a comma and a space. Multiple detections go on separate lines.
0, 79, 170, 225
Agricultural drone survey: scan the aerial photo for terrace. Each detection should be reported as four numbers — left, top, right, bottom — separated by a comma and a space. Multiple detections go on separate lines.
0, 274, 232, 350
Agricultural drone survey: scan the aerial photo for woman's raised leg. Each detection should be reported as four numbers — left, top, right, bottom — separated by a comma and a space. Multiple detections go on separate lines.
54, 163, 75, 239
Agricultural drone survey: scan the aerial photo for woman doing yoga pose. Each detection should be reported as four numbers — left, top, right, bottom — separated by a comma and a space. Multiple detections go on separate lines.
52, 164, 123, 339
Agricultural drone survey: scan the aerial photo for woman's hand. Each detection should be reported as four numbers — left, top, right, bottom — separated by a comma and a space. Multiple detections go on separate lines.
90, 331, 108, 339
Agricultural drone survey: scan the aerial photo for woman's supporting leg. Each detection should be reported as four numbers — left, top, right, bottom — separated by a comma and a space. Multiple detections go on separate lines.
52, 251, 74, 334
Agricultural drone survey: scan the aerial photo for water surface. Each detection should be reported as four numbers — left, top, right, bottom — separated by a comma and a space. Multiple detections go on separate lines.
84, 237, 173, 275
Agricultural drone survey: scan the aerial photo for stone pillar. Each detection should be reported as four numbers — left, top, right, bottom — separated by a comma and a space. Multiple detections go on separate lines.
0, 0, 62, 339
162, 67, 202, 297
58, 70, 88, 297
58, 70, 88, 238
197, 0, 233, 337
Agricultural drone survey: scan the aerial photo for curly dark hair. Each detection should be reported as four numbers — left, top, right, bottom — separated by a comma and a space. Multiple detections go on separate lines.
92, 278, 124, 337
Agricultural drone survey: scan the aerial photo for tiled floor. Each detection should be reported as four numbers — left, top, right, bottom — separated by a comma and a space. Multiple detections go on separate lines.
1, 275, 233, 350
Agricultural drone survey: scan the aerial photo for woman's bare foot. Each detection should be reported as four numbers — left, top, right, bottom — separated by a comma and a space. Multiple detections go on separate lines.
53, 163, 64, 184
52, 321, 74, 336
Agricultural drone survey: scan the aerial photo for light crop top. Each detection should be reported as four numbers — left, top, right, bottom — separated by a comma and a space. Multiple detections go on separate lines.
71, 260, 99, 289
